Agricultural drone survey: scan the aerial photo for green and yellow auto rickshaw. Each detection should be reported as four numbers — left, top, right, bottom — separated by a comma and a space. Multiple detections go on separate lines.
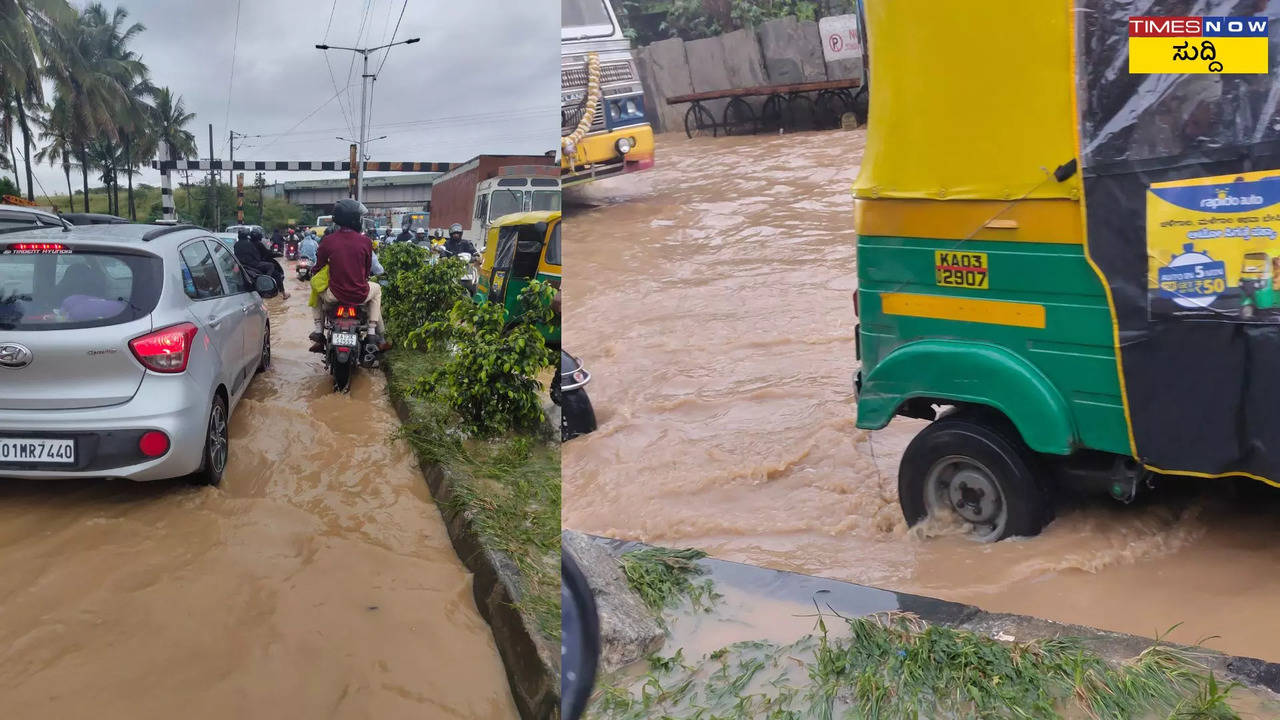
1238, 251, 1280, 318
854, 0, 1280, 541
475, 210, 562, 346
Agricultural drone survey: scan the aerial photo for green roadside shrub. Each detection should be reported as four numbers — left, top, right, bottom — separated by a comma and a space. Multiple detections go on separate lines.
404, 280, 557, 436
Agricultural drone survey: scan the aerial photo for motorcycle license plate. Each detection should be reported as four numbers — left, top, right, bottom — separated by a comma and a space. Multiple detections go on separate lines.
331, 332, 359, 347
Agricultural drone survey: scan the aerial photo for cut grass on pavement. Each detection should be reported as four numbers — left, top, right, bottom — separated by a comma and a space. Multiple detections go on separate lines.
619, 547, 719, 616
589, 611, 1244, 720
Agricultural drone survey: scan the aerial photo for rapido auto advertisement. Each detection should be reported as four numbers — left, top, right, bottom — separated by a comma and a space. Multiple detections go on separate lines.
1147, 169, 1280, 321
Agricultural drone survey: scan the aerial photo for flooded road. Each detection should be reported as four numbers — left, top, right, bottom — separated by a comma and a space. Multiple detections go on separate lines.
562, 130, 1280, 663
0, 282, 517, 718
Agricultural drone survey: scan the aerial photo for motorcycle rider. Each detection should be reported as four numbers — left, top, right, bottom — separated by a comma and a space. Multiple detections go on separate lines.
396, 225, 412, 243
270, 227, 284, 254
299, 230, 319, 264
445, 222, 477, 256
309, 198, 384, 353
413, 227, 428, 245
235, 228, 290, 300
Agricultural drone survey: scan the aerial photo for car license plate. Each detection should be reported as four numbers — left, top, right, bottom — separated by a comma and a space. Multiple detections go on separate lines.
331, 332, 359, 347
0, 438, 75, 464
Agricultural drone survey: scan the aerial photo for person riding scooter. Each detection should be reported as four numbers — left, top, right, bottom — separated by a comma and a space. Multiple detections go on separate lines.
309, 198, 385, 353
444, 222, 477, 257
235, 228, 290, 300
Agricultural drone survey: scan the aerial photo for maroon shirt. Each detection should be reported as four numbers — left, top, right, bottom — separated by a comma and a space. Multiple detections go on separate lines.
315, 228, 372, 304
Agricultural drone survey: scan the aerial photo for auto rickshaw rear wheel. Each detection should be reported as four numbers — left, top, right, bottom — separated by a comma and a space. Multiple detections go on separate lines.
898, 410, 1051, 542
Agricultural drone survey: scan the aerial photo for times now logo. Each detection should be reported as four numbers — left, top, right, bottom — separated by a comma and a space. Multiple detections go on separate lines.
1128, 16, 1268, 36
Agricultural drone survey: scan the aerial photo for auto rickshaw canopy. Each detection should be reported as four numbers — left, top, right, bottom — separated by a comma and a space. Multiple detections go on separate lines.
852, 0, 1080, 202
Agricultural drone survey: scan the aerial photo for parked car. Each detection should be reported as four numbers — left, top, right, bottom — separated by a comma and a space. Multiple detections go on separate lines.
213, 232, 239, 248
0, 223, 279, 485
0, 204, 72, 231
62, 212, 129, 226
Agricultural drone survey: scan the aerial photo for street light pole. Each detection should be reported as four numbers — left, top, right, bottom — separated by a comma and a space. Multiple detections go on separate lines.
316, 37, 420, 204
357, 50, 370, 205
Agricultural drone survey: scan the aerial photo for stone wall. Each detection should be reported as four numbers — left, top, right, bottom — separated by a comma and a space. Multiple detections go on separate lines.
634, 15, 864, 134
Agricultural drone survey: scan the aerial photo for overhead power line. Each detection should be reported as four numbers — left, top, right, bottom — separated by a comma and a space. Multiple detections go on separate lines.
254, 83, 355, 151
223, 0, 243, 133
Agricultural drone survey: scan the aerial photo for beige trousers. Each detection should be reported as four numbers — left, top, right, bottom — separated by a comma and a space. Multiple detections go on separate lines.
313, 282, 383, 333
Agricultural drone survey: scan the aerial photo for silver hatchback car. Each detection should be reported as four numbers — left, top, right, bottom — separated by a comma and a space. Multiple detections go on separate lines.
0, 223, 278, 484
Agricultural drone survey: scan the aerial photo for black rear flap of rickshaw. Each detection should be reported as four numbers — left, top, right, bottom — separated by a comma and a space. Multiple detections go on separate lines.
1078, 0, 1280, 481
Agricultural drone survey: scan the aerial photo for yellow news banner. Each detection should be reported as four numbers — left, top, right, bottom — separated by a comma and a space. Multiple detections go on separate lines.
1129, 36, 1268, 74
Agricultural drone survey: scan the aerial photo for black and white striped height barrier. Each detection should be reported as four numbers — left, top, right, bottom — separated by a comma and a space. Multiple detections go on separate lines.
151, 158, 455, 223
150, 160, 455, 172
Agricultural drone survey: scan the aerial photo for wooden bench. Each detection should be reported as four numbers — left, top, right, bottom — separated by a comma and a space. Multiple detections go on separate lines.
666, 78, 864, 138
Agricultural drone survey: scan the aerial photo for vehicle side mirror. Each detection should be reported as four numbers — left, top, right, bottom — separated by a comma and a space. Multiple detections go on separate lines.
254, 273, 279, 298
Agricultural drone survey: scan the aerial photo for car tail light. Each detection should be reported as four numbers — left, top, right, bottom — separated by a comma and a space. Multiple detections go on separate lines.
130, 322, 198, 373
138, 431, 170, 457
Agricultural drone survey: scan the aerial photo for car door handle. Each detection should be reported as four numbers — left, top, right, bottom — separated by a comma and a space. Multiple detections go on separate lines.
208, 317, 222, 328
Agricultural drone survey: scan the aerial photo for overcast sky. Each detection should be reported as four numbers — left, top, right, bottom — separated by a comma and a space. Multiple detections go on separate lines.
29, 0, 559, 195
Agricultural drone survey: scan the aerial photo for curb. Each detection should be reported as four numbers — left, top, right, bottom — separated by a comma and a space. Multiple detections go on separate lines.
588, 534, 1280, 697
382, 358, 560, 720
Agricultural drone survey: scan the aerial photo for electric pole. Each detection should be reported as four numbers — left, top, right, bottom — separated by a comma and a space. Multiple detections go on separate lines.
207, 123, 215, 230
316, 36, 420, 203
255, 172, 265, 224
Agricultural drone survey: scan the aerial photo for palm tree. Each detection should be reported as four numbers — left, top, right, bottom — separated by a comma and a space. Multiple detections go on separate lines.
0, 0, 74, 200
41, 2, 150, 213
150, 87, 196, 161
0, 95, 20, 194
33, 97, 75, 206
85, 137, 121, 214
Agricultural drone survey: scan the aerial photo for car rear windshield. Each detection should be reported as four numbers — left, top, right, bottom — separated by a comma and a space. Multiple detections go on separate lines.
0, 246, 162, 331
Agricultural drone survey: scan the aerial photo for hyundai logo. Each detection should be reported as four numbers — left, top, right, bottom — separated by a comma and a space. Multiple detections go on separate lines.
0, 343, 32, 368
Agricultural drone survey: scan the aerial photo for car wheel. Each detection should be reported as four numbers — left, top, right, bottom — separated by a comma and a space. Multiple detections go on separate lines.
190, 394, 229, 486
898, 411, 1050, 542
256, 323, 271, 374
561, 388, 597, 442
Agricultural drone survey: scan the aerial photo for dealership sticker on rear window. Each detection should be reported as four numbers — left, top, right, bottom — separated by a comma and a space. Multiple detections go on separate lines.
935, 250, 989, 289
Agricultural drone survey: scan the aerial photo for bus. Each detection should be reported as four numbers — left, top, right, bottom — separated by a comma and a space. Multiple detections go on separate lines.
561, 0, 655, 186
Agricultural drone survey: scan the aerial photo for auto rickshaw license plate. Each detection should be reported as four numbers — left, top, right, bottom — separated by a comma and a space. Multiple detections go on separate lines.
935, 251, 989, 289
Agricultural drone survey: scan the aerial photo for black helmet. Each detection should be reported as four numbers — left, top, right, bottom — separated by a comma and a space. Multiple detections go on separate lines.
237, 227, 251, 241
449, 222, 463, 237
249, 228, 263, 242
333, 198, 367, 231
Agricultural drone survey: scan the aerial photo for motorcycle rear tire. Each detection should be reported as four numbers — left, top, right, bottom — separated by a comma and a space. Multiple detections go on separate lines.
332, 357, 353, 392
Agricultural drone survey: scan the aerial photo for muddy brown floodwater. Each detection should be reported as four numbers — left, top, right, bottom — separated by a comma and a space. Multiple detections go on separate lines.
563, 130, 1280, 663
0, 283, 517, 718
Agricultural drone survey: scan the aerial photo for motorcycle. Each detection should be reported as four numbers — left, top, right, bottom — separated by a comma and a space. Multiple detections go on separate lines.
554, 350, 597, 442
457, 252, 480, 296
321, 303, 383, 392
285, 239, 299, 260
296, 256, 313, 281
432, 245, 481, 295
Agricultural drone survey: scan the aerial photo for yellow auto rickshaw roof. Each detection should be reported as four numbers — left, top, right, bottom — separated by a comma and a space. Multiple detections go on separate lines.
852, 0, 1080, 202
490, 210, 562, 227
